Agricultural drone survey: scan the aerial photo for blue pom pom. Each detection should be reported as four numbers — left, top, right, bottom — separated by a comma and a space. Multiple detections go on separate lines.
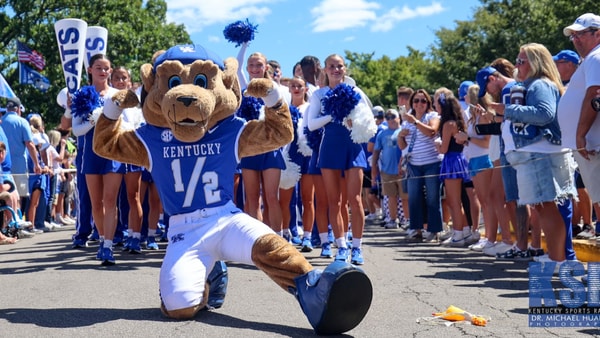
289, 105, 300, 126
223, 19, 258, 47
71, 86, 102, 119
321, 83, 360, 123
236, 95, 264, 121
305, 126, 323, 151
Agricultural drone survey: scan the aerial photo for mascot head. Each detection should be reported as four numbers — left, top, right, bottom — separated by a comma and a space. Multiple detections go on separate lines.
140, 44, 241, 142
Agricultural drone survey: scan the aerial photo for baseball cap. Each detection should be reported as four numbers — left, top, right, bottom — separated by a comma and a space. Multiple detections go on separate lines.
372, 105, 384, 118
476, 66, 498, 98
153, 44, 224, 71
564, 13, 600, 36
6, 97, 21, 109
458, 81, 474, 100
385, 109, 399, 118
553, 50, 580, 65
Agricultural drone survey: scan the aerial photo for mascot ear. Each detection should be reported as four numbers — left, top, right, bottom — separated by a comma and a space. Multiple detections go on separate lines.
140, 50, 165, 93
223, 57, 241, 105
140, 63, 155, 91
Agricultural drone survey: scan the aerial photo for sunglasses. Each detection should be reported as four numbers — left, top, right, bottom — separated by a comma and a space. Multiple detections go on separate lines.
412, 98, 428, 104
569, 29, 597, 41
385, 115, 396, 120
515, 57, 528, 66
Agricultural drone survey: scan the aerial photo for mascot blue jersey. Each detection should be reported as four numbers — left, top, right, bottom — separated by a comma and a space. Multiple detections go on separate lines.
135, 115, 246, 215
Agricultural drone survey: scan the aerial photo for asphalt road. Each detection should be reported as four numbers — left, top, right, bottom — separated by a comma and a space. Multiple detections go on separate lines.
1, 224, 598, 337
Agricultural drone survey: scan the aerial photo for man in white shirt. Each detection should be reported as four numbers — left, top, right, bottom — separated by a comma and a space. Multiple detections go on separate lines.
557, 13, 600, 206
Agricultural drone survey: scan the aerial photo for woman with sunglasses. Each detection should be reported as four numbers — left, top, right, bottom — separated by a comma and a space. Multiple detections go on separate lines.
306, 54, 373, 264
397, 89, 444, 242
490, 43, 576, 265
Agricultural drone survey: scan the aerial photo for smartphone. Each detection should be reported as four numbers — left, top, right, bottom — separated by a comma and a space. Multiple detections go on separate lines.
398, 105, 408, 118
475, 123, 502, 135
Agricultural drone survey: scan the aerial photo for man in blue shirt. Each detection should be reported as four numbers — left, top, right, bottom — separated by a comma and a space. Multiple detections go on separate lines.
372, 109, 403, 229
1, 97, 41, 211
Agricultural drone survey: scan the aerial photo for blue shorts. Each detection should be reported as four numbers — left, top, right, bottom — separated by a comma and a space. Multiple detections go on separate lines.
505, 151, 576, 205
125, 164, 143, 173
29, 173, 48, 192
500, 151, 519, 202
240, 149, 285, 171
318, 137, 366, 170
468, 154, 493, 178
307, 148, 321, 175
141, 169, 153, 183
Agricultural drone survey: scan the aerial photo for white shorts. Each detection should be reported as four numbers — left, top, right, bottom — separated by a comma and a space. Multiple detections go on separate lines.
159, 201, 274, 311
575, 152, 600, 203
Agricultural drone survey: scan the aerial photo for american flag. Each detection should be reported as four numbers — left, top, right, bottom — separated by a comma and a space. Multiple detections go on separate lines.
17, 41, 45, 71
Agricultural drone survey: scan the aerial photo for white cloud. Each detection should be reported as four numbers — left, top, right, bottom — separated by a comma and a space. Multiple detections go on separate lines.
165, 0, 278, 34
310, 0, 380, 32
310, 0, 445, 33
371, 2, 446, 32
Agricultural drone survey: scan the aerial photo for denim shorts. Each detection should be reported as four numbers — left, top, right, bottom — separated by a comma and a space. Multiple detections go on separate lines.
500, 151, 519, 202
505, 151, 576, 205
468, 154, 493, 178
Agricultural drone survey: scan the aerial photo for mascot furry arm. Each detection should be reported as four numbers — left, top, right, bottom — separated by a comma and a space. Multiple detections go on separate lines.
93, 57, 291, 168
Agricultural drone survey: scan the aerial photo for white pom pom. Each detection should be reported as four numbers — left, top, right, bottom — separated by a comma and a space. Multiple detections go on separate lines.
344, 101, 377, 144
279, 152, 301, 189
297, 123, 313, 157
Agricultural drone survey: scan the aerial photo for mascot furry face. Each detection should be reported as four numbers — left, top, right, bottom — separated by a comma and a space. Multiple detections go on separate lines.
139, 45, 241, 142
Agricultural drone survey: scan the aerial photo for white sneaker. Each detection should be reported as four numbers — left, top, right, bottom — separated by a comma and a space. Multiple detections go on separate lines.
384, 219, 400, 229
482, 241, 513, 257
57, 215, 75, 225
439, 229, 454, 241
441, 233, 465, 247
19, 229, 36, 238
464, 230, 481, 245
469, 238, 490, 251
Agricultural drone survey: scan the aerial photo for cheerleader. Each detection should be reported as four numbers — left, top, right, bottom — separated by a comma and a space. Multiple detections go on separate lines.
306, 54, 376, 265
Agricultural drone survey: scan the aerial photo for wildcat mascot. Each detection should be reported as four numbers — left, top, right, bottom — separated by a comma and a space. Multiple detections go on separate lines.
93, 44, 372, 334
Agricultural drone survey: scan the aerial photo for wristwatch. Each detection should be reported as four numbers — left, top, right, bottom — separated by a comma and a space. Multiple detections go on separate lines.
413, 121, 418, 125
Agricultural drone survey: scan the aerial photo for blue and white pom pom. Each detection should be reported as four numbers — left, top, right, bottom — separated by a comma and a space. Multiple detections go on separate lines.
223, 19, 258, 47
344, 101, 377, 144
279, 151, 301, 189
297, 119, 312, 157
322, 83, 360, 123
71, 85, 103, 122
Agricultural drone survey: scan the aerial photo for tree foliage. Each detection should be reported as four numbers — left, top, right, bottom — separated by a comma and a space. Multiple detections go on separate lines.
0, 0, 189, 127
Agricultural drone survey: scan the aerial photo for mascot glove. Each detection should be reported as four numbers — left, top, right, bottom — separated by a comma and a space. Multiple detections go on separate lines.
103, 97, 123, 120
63, 108, 72, 119
90, 107, 103, 126
263, 88, 282, 108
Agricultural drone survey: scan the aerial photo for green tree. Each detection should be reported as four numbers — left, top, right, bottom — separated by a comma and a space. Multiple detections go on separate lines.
429, 0, 599, 92
346, 47, 437, 109
0, 0, 190, 127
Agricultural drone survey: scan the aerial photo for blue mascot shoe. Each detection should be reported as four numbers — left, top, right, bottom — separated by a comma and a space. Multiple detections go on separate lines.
293, 261, 372, 334
206, 261, 228, 309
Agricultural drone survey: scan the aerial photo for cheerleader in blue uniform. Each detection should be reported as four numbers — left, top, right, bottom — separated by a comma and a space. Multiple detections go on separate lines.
111, 67, 145, 253
435, 88, 472, 247
71, 54, 125, 266
306, 54, 376, 265
236, 51, 286, 236
279, 76, 313, 250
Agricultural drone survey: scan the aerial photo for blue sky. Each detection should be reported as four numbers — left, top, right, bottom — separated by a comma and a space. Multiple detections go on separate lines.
166, 0, 482, 78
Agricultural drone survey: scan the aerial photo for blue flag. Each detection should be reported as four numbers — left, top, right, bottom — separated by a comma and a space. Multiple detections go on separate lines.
0, 73, 17, 98
19, 62, 50, 92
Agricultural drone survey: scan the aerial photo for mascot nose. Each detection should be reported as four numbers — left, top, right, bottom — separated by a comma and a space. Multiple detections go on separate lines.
177, 96, 197, 107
